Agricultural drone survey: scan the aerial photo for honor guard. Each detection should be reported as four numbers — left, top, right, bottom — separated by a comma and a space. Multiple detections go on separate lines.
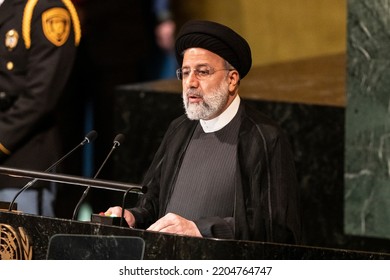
0, 0, 81, 216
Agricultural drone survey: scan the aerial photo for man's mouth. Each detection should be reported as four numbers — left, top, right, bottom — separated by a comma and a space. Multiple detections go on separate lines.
188, 94, 203, 103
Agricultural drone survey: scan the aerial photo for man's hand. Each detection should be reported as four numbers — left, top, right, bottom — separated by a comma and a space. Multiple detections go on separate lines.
105, 206, 135, 228
147, 212, 202, 237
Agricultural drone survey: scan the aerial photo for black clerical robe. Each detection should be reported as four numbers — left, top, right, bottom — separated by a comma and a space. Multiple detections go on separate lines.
130, 102, 302, 244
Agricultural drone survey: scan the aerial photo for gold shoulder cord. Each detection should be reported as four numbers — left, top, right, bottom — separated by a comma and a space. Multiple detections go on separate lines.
22, 0, 82, 49
61, 0, 81, 46
0, 143, 11, 155
22, 0, 38, 49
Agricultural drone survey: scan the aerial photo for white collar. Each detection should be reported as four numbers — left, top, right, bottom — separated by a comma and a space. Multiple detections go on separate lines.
0, 0, 5, 7
200, 95, 241, 133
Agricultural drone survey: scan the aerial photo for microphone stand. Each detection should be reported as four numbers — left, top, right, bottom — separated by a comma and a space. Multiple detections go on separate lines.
72, 134, 125, 220
8, 131, 97, 212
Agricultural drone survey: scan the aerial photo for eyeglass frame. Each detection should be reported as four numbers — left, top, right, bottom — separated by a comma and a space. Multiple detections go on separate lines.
176, 65, 235, 80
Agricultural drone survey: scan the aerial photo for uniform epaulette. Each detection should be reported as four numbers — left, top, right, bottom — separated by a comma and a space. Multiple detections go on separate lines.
22, 0, 82, 49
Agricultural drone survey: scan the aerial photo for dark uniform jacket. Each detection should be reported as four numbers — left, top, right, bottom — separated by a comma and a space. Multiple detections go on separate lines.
0, 0, 80, 187
130, 102, 302, 244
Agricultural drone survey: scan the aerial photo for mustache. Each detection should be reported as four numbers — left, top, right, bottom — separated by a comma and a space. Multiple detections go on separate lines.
184, 89, 203, 98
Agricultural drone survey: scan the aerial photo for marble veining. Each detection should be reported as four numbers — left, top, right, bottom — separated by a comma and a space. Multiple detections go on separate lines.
345, 0, 390, 239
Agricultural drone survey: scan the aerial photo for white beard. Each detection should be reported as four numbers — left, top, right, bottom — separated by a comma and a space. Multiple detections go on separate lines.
183, 80, 230, 120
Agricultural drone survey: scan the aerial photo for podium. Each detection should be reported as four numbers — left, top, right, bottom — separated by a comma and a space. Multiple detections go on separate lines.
1, 211, 389, 260
0, 164, 389, 260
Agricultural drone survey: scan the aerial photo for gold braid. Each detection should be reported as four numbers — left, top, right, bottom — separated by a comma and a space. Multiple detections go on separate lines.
0, 143, 11, 155
22, 0, 82, 49
61, 0, 82, 46
22, 0, 39, 49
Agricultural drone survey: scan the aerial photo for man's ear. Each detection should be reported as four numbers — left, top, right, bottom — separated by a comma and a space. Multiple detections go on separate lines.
228, 70, 240, 92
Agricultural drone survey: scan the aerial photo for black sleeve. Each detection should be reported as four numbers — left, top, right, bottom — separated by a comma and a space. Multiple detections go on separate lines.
194, 217, 235, 239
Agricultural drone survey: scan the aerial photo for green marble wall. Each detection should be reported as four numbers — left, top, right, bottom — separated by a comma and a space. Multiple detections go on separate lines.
345, 0, 390, 239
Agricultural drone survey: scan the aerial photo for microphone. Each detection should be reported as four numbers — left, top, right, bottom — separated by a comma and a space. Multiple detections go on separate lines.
8, 130, 98, 212
72, 133, 125, 220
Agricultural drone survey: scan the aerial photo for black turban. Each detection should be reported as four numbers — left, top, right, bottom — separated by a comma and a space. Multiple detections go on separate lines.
175, 20, 252, 79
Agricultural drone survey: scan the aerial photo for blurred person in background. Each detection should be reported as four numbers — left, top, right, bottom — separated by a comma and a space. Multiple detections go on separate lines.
0, 0, 81, 216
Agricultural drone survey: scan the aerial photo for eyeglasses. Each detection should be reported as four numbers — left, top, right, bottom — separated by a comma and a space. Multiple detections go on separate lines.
176, 66, 234, 80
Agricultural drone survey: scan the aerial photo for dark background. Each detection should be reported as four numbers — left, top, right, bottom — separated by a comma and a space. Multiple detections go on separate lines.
55, 0, 184, 218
